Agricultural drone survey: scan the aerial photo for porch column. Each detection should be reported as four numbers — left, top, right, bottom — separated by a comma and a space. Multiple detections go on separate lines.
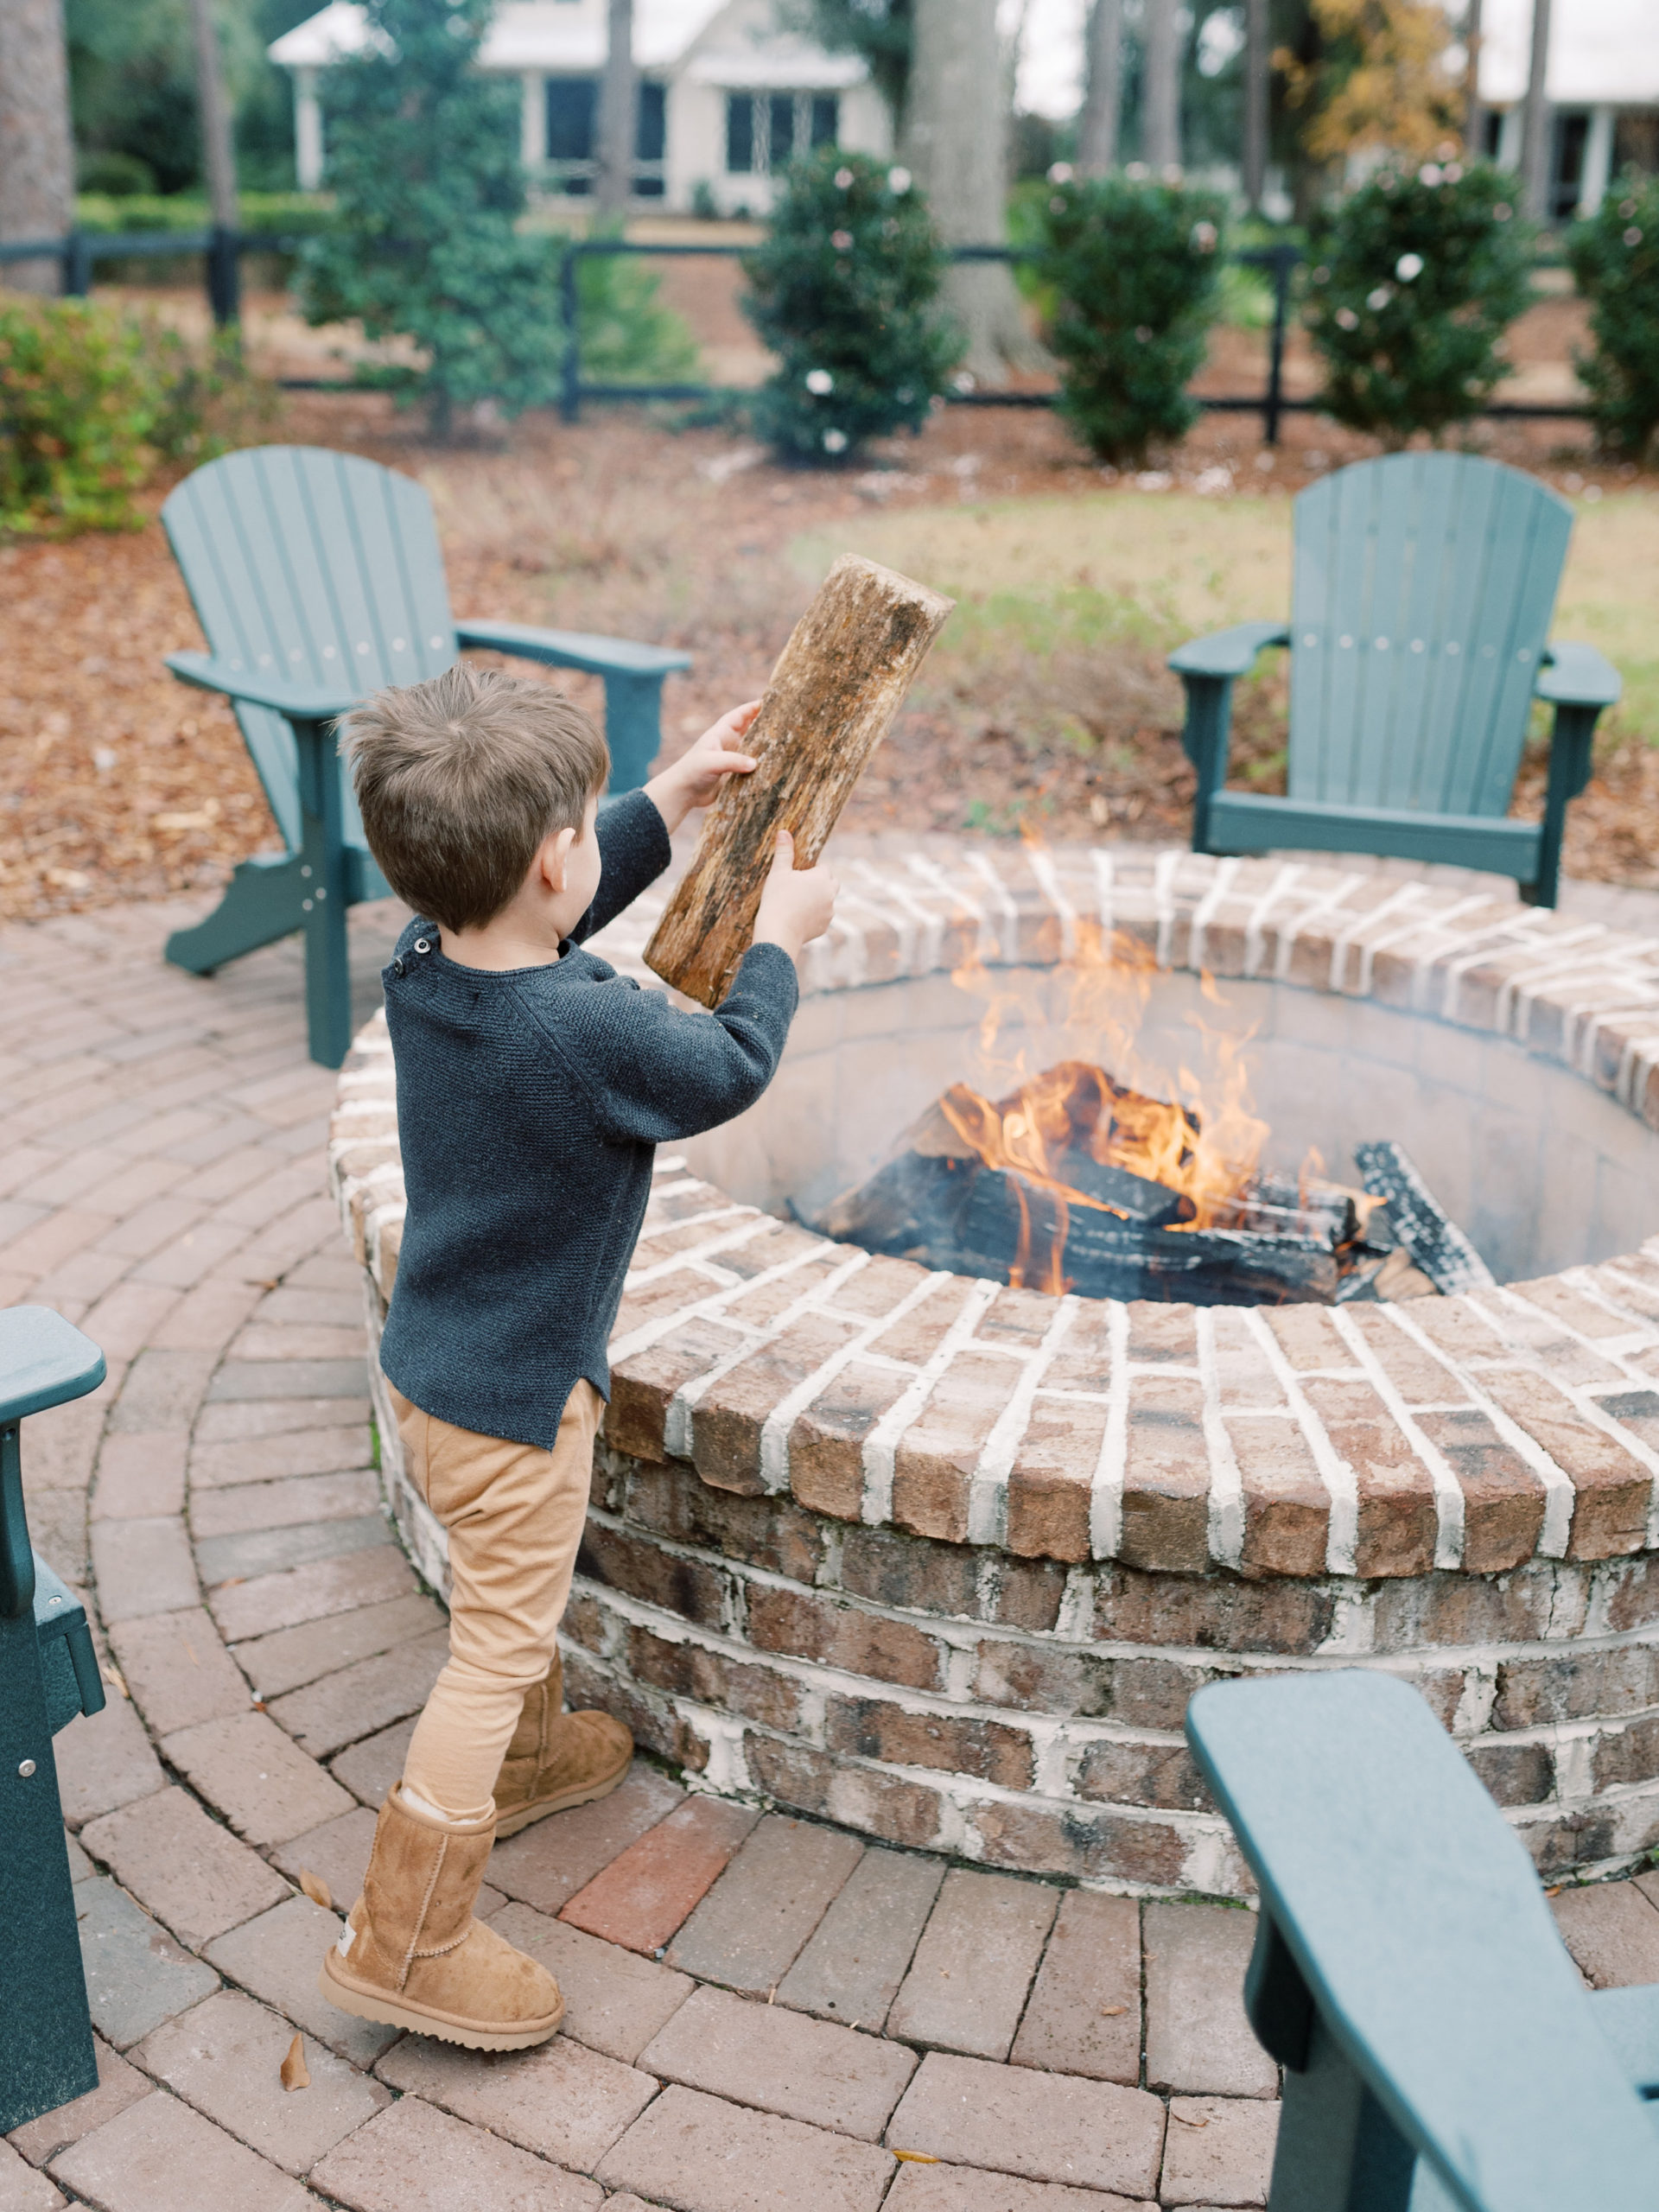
1578, 104, 1615, 216
521, 70, 546, 173
295, 66, 323, 190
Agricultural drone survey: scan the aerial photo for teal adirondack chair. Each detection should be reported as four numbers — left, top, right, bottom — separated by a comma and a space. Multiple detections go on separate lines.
1186, 1670, 1659, 2211
160, 445, 691, 1067
1171, 453, 1621, 906
2, 1307, 108, 2137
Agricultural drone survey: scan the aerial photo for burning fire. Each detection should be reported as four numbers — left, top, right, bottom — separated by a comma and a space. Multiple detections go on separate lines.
946, 919, 1272, 1293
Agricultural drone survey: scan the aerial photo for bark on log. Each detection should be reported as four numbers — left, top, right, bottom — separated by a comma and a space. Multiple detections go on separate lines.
645, 555, 954, 1007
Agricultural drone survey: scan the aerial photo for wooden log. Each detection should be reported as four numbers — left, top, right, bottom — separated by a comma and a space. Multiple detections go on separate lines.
645, 555, 955, 1007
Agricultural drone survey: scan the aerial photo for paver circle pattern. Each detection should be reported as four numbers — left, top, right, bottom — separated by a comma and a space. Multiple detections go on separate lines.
3, 876, 1657, 2212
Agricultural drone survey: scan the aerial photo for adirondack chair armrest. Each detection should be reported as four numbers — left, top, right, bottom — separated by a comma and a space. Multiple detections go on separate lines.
1536, 639, 1622, 709
454, 621, 692, 680
1168, 621, 1291, 680
1522, 643, 1622, 906
163, 652, 361, 722
1170, 625, 1289, 855
1186, 1671, 1659, 2208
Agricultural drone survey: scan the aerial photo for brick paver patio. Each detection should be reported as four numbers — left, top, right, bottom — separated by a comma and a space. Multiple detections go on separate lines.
5, 868, 1659, 2211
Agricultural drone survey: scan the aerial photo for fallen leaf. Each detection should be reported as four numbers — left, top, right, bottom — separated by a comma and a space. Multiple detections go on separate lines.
280, 2033, 310, 2092
298, 1869, 333, 1910
100, 1663, 130, 1700
893, 2152, 940, 2164
1101, 2005, 1128, 2017
1173, 2113, 1210, 2128
1545, 1884, 1564, 1897
154, 798, 222, 832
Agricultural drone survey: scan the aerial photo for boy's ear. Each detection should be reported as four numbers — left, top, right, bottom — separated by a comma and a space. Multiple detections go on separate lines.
542, 825, 578, 895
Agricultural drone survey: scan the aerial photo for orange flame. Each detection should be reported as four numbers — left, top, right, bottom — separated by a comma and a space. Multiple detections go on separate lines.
945, 917, 1271, 1287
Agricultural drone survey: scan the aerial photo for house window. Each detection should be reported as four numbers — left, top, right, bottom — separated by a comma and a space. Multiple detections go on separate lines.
1550, 111, 1590, 223
635, 79, 666, 197
727, 94, 756, 173
545, 75, 666, 196
547, 76, 596, 191
725, 91, 840, 175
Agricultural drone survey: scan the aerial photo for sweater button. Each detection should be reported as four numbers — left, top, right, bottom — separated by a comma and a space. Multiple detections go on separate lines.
414, 938, 430, 955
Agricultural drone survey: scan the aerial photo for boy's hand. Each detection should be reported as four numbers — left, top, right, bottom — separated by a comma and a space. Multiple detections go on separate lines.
753, 830, 838, 961
645, 702, 762, 833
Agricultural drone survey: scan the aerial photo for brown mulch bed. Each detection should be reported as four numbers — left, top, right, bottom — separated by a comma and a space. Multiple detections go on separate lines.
2, 390, 1655, 925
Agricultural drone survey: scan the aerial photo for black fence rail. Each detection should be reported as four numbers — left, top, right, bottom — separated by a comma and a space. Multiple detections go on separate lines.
0, 225, 1594, 449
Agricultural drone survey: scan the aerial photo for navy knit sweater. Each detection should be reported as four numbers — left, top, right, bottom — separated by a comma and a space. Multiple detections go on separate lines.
378, 789, 798, 1448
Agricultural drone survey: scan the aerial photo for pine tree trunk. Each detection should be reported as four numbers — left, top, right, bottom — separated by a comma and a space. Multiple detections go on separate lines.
1520, 0, 1553, 220
1141, 0, 1182, 173
1242, 0, 1268, 209
0, 0, 74, 294
188, 0, 239, 230
1077, 0, 1123, 175
595, 0, 635, 215
901, 0, 1047, 384
645, 557, 954, 1007
1462, 0, 1485, 154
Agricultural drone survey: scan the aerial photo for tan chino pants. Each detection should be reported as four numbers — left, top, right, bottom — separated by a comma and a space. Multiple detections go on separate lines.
387, 1377, 601, 1821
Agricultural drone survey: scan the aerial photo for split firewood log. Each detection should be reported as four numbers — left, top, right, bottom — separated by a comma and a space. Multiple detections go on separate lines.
645, 555, 954, 1007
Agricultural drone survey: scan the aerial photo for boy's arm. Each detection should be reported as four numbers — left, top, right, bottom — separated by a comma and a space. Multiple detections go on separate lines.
548, 944, 800, 1144
569, 789, 673, 944
569, 706, 762, 945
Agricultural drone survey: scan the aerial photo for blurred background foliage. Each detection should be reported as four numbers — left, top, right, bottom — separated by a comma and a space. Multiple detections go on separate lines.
66, 0, 310, 198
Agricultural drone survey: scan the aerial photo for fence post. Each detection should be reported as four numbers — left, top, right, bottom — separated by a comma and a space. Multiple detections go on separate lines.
206, 226, 241, 328
560, 245, 582, 424
1264, 244, 1294, 447
60, 232, 92, 298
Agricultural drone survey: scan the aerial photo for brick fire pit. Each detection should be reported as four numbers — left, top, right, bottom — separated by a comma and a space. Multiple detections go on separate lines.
332, 843, 1659, 1896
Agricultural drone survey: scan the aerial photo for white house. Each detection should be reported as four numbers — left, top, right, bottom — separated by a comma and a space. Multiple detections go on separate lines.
1472, 0, 1659, 217
269, 0, 893, 214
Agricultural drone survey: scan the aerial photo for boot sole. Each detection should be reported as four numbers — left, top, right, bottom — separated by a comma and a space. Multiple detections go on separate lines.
493, 1741, 634, 1839
319, 1955, 563, 2050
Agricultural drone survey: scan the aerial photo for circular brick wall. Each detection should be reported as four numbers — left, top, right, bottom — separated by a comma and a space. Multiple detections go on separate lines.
333, 843, 1659, 1894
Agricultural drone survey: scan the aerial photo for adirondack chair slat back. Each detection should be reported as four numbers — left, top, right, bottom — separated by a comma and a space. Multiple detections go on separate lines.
161, 447, 458, 853
1287, 453, 1573, 818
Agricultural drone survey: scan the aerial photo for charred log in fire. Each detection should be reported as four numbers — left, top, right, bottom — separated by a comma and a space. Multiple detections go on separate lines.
819, 1063, 1472, 1307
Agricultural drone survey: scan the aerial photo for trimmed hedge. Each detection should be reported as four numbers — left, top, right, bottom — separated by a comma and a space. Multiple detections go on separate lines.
1033, 173, 1228, 465
742, 147, 962, 463
1569, 170, 1659, 462
1305, 161, 1533, 443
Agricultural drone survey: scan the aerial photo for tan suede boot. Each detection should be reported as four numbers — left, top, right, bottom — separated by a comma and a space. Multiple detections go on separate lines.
493, 1649, 633, 1839
320, 1783, 563, 2050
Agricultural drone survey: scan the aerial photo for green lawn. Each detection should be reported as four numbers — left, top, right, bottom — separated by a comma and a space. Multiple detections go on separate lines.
800, 487, 1659, 749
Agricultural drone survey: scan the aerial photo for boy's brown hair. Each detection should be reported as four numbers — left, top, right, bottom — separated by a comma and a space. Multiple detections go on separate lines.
345, 664, 609, 932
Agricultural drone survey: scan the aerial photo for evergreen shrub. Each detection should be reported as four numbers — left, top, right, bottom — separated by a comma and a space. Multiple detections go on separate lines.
1568, 170, 1659, 462
742, 147, 962, 463
297, 0, 565, 434
1033, 173, 1228, 465
1306, 160, 1533, 442
0, 300, 257, 535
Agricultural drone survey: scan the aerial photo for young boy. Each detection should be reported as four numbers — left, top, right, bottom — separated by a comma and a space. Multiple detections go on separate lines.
320, 661, 836, 2050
